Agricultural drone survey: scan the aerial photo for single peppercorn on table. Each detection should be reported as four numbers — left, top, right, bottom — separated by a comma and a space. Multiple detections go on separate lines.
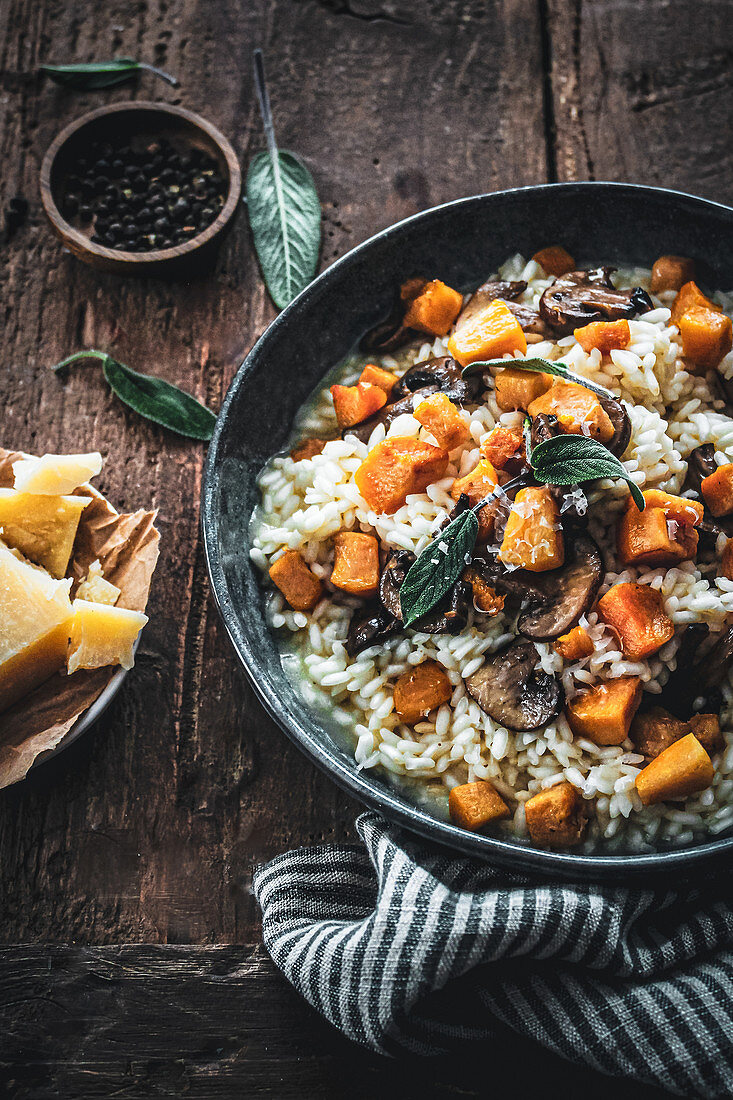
0, 0, 728, 1097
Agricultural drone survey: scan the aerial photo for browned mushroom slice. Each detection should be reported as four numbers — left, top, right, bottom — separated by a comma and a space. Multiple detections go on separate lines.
466, 639, 563, 731
379, 548, 470, 634
599, 394, 632, 458
345, 601, 400, 656
455, 279, 527, 326
515, 534, 604, 640
680, 444, 733, 541
504, 301, 551, 336
360, 278, 428, 352
539, 268, 653, 336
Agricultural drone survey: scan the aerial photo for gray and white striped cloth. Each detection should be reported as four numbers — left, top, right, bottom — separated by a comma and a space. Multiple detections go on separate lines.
254, 811, 733, 1097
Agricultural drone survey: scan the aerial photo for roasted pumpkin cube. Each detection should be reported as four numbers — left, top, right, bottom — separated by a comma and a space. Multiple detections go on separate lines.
447, 299, 527, 367
480, 425, 524, 469
463, 567, 505, 615
355, 436, 449, 515
527, 380, 615, 444
650, 255, 696, 294
414, 392, 470, 451
635, 733, 714, 806
358, 363, 399, 394
687, 713, 724, 756
617, 490, 701, 567
494, 366, 552, 411
499, 486, 564, 572
403, 279, 463, 336
573, 319, 630, 354
330, 532, 380, 597
269, 550, 323, 612
701, 463, 733, 517
290, 437, 328, 462
678, 307, 733, 372
331, 382, 387, 429
671, 280, 720, 325
449, 781, 510, 831
566, 677, 642, 746
553, 625, 594, 661
524, 781, 587, 848
531, 246, 576, 277
597, 583, 674, 660
630, 707, 688, 763
451, 458, 498, 542
393, 659, 452, 724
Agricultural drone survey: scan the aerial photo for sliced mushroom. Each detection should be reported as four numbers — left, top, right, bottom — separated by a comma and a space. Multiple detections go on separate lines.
466, 639, 563, 731
539, 268, 654, 336
505, 301, 551, 336
379, 548, 470, 634
680, 444, 733, 541
345, 601, 400, 657
515, 534, 604, 639
455, 279, 527, 326
598, 394, 632, 457
360, 278, 428, 353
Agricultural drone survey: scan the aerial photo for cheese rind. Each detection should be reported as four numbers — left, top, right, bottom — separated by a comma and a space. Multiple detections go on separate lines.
0, 489, 90, 578
67, 600, 148, 674
0, 541, 73, 712
12, 452, 103, 495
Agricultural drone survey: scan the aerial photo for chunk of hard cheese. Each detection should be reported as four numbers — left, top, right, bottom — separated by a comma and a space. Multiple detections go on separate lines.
0, 541, 73, 712
12, 452, 103, 495
75, 560, 121, 606
67, 600, 148, 674
0, 489, 90, 578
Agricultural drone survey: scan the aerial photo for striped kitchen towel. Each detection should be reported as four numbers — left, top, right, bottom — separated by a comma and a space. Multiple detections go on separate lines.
254, 811, 733, 1098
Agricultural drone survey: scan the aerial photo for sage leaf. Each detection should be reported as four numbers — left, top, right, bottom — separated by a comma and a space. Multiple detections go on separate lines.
51, 351, 216, 441
40, 59, 178, 89
531, 434, 644, 510
461, 356, 615, 401
246, 49, 321, 310
400, 508, 479, 627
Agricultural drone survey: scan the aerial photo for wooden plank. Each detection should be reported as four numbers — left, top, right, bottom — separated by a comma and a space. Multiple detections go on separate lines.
0, 0, 546, 945
0, 944, 673, 1099
545, 0, 733, 201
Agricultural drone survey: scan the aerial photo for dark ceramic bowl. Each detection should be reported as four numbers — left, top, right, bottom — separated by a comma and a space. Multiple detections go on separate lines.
203, 182, 733, 879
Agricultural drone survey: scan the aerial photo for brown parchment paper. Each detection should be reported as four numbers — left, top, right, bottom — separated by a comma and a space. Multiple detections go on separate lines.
0, 448, 160, 788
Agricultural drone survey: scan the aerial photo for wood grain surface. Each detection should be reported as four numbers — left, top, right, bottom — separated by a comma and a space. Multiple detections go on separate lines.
0, 0, 731, 1095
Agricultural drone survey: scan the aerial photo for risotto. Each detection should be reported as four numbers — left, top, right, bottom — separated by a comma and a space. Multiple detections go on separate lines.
250, 247, 733, 853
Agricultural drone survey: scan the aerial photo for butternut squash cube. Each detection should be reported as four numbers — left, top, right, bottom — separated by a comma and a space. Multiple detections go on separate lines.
12, 451, 103, 495
524, 781, 587, 847
66, 599, 148, 675
650, 255, 696, 294
330, 532, 380, 597
331, 382, 387, 429
0, 541, 73, 712
527, 380, 615, 444
451, 458, 498, 541
290, 438, 328, 462
678, 307, 732, 371
403, 279, 463, 336
671, 280, 720, 325
565, 677, 642, 746
414, 392, 470, 451
447, 299, 527, 367
463, 567, 504, 615
597, 583, 674, 660
499, 486, 564, 572
480, 425, 524, 469
553, 625, 594, 661
355, 436, 448, 515
531, 246, 576, 277
635, 733, 714, 806
573, 319, 630, 354
358, 363, 398, 394
0, 488, 90, 578
617, 490, 701, 567
701, 463, 733, 517
494, 366, 552, 411
449, 781, 510, 831
269, 550, 323, 611
393, 660, 452, 724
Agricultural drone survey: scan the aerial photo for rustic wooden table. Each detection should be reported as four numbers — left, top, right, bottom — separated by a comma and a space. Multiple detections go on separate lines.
1, 0, 731, 1095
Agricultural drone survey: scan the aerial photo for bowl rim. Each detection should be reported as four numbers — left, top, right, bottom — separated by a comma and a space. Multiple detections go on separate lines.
203, 181, 733, 876
40, 100, 242, 265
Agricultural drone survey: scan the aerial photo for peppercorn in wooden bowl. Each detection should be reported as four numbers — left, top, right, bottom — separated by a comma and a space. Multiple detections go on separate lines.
40, 102, 241, 275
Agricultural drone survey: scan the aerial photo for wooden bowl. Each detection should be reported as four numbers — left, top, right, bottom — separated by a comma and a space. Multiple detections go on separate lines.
40, 101, 242, 275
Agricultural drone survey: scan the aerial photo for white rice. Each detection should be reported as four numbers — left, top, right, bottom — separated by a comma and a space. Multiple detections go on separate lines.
250, 256, 733, 852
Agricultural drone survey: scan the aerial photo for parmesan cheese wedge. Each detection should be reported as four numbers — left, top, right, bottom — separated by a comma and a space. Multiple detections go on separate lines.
76, 560, 121, 606
0, 489, 90, 578
0, 541, 73, 712
66, 600, 148, 675
12, 452, 103, 495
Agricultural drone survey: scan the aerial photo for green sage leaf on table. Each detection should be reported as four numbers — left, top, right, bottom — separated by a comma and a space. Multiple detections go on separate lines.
400, 508, 479, 627
51, 351, 216, 441
461, 355, 615, 401
530, 433, 645, 511
246, 49, 321, 310
40, 59, 178, 89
